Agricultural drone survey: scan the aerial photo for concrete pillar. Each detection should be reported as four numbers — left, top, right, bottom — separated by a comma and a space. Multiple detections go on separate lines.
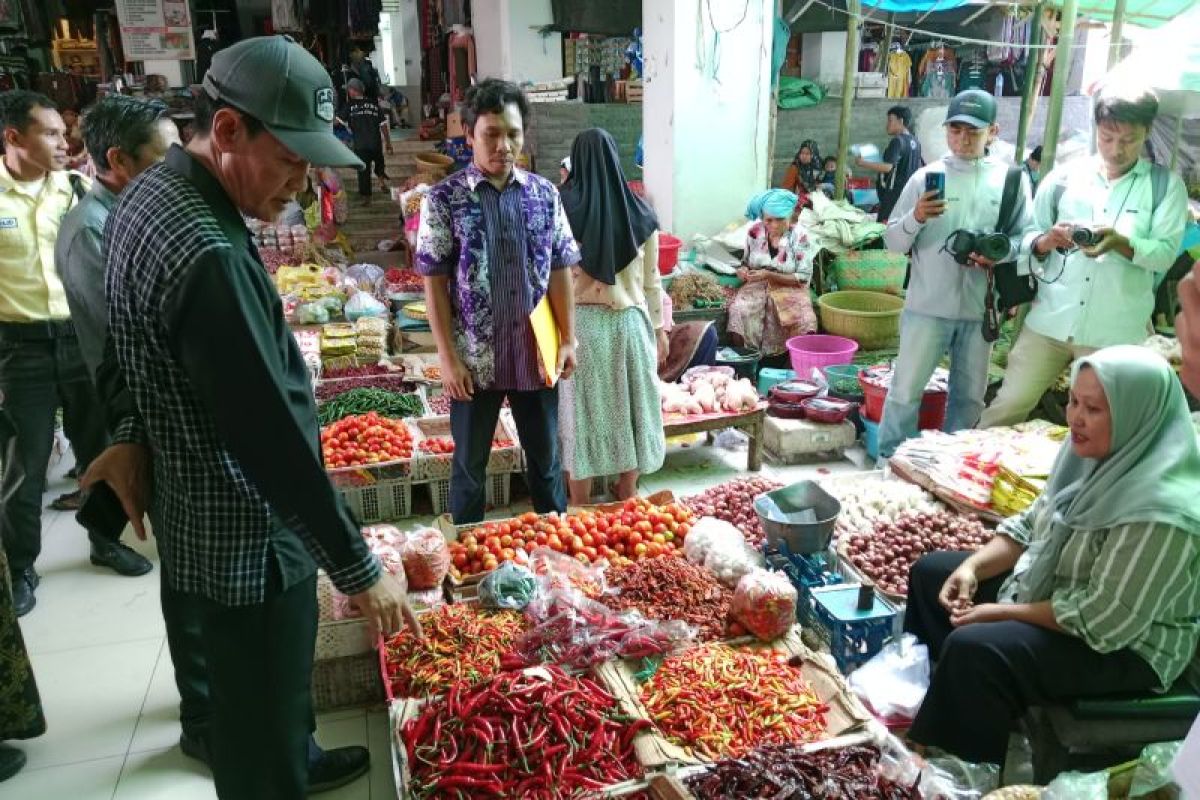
474, 0, 562, 84
643, 0, 776, 239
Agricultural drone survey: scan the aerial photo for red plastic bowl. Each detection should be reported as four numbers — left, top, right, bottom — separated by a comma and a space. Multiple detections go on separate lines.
801, 396, 856, 424
769, 380, 821, 404
767, 399, 808, 419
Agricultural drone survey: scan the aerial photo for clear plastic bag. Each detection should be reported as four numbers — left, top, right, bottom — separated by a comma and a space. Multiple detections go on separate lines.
876, 734, 1000, 800
400, 527, 450, 590
1042, 770, 1108, 800
684, 516, 764, 588
731, 568, 797, 641
344, 290, 388, 321
507, 587, 696, 670
848, 633, 930, 723
478, 562, 539, 611
1130, 741, 1183, 798
527, 546, 607, 598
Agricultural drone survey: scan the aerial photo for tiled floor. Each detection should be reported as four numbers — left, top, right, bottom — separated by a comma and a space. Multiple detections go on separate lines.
8, 439, 869, 798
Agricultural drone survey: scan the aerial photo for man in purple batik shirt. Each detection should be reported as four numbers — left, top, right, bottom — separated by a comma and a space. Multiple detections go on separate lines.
416, 78, 580, 523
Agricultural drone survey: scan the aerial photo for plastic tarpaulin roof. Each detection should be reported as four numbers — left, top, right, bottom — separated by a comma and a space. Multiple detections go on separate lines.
860, 0, 1198, 27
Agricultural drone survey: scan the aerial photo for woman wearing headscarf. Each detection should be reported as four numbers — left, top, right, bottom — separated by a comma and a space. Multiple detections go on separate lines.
779, 140, 824, 197
903, 346, 1200, 767
726, 189, 818, 356
559, 128, 666, 504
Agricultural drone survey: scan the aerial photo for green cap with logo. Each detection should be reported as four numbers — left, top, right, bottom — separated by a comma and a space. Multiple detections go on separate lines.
945, 89, 997, 129
202, 35, 363, 169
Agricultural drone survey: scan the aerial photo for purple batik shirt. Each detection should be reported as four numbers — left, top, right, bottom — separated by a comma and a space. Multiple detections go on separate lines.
416, 164, 580, 391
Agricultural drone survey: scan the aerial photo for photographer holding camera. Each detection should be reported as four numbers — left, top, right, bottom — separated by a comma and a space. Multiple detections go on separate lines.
981, 84, 1188, 428
879, 90, 1035, 460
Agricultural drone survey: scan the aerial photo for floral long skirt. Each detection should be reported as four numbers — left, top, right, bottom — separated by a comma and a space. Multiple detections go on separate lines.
726, 281, 818, 356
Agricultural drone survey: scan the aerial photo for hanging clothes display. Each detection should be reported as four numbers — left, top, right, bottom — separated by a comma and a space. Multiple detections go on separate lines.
918, 44, 957, 99
886, 45, 912, 98
272, 0, 303, 32
859, 41, 879, 72
957, 50, 987, 92
447, 29, 476, 105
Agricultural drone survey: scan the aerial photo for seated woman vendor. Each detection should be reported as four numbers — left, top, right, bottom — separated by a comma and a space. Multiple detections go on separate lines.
904, 346, 1200, 768
779, 140, 824, 199
726, 189, 818, 356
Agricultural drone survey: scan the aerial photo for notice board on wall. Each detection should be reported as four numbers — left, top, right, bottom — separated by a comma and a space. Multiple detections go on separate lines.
550, 0, 640, 36
114, 0, 196, 61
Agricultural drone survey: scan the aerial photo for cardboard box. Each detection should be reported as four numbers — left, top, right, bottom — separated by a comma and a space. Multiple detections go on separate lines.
445, 110, 464, 138
593, 628, 873, 770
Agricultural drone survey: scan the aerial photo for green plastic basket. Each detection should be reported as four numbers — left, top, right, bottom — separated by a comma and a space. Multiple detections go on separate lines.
822, 364, 863, 397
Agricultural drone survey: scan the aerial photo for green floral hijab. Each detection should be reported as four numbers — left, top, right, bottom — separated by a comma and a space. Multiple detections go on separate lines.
1016, 345, 1200, 603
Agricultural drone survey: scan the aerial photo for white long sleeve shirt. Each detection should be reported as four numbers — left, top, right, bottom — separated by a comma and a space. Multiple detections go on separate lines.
1024, 157, 1188, 348
885, 154, 1035, 322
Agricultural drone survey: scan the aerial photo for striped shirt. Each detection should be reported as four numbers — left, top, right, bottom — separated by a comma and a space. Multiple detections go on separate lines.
416, 164, 580, 390
1000, 496, 1200, 688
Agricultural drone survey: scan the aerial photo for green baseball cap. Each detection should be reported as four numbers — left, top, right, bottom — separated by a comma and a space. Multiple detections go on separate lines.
945, 89, 997, 129
202, 35, 363, 169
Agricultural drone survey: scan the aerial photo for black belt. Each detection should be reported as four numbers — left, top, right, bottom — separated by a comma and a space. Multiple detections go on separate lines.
0, 320, 76, 341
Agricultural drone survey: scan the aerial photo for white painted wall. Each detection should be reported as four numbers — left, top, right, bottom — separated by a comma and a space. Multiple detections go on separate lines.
400, 0, 422, 86
472, 0, 561, 83
504, 0, 561, 84
644, 0, 776, 239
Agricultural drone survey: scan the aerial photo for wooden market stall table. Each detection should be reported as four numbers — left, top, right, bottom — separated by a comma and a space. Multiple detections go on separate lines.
662, 405, 767, 472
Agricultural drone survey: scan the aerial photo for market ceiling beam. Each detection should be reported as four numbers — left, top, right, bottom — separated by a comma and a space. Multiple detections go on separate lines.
959, 2, 997, 24
787, 0, 820, 23
1040, 0, 1079, 175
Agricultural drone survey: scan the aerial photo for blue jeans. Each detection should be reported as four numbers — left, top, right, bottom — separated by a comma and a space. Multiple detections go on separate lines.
878, 311, 993, 459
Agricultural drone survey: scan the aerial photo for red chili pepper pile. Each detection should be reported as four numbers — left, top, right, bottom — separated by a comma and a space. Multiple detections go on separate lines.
383, 605, 526, 698
641, 642, 829, 759
607, 557, 732, 641
401, 666, 647, 798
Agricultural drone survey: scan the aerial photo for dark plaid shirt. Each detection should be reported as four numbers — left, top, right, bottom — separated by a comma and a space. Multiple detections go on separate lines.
104, 145, 380, 606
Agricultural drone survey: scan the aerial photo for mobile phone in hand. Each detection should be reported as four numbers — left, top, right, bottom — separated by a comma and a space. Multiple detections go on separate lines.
924, 172, 945, 200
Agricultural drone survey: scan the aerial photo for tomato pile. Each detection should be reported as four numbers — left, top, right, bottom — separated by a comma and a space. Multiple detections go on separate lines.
448, 498, 695, 580
417, 436, 509, 455
320, 412, 414, 469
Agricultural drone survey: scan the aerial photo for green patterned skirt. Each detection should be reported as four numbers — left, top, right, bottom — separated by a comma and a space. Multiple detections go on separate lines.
0, 545, 45, 740
559, 305, 666, 481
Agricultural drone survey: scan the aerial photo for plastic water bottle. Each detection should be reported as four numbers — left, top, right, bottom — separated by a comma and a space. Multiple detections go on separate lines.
996, 73, 1005, 97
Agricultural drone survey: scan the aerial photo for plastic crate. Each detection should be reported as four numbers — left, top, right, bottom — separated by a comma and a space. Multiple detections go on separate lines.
311, 652, 384, 712
766, 548, 844, 630
338, 477, 413, 523
806, 584, 896, 674
425, 472, 511, 516
315, 617, 372, 661
410, 415, 520, 482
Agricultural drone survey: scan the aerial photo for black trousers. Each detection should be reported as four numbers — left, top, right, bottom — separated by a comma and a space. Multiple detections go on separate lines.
353, 147, 386, 195
197, 562, 318, 800
904, 552, 1159, 765
160, 566, 212, 741
0, 326, 110, 573
449, 388, 567, 524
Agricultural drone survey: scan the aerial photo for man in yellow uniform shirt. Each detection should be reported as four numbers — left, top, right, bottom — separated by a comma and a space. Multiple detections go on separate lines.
0, 90, 145, 618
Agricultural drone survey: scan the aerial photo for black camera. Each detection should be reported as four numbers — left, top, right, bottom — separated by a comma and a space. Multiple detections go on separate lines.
1069, 225, 1102, 247
945, 229, 1011, 265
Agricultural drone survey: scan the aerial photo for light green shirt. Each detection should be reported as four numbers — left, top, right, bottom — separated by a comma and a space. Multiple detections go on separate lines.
1000, 494, 1200, 689
1024, 157, 1189, 348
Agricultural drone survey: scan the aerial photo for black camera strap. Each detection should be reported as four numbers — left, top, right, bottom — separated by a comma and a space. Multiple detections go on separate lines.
982, 165, 1033, 341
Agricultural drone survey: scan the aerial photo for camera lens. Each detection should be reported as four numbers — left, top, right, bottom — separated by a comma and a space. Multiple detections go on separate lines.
1071, 227, 1097, 247
978, 232, 1010, 262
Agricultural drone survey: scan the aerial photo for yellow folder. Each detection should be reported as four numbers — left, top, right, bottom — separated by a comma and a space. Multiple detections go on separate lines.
529, 295, 560, 387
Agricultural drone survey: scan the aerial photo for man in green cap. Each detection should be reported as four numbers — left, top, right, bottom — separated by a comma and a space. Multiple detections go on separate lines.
878, 88, 1035, 460
88, 35, 421, 799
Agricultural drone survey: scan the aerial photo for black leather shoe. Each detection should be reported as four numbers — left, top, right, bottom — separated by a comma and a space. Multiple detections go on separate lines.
0, 743, 26, 782
307, 745, 370, 794
179, 731, 211, 768
10, 571, 35, 617
89, 537, 153, 577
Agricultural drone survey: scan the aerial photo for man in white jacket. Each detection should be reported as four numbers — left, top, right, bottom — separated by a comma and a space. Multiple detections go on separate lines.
980, 85, 1188, 427
879, 90, 1035, 459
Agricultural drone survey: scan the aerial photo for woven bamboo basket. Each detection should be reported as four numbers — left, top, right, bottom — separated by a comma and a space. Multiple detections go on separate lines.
817, 290, 904, 350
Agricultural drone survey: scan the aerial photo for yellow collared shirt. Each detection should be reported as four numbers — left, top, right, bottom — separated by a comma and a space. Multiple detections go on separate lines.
0, 161, 84, 322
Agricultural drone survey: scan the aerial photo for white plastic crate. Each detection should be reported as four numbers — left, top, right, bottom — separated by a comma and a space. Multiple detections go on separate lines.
315, 617, 372, 660
339, 477, 413, 523
409, 415, 520, 482
426, 472, 511, 516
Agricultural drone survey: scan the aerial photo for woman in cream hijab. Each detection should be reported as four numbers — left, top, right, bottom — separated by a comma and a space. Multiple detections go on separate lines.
903, 346, 1200, 766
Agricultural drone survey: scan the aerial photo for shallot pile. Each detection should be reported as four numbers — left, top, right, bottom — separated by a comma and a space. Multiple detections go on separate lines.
844, 510, 991, 597
659, 366, 759, 417
683, 477, 783, 548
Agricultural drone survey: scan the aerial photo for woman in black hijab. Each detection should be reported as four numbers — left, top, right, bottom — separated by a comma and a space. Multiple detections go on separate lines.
558, 128, 667, 505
